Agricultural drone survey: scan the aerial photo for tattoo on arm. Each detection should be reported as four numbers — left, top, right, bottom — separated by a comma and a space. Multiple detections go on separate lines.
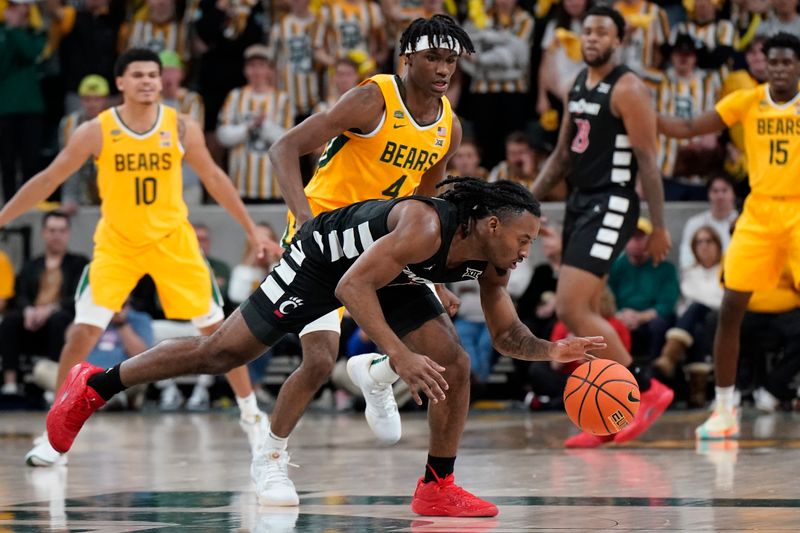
178, 118, 186, 145
493, 320, 552, 361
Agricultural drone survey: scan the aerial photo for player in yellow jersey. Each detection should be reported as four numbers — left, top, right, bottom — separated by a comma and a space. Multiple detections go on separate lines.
246, 15, 475, 506
0, 49, 281, 466
658, 32, 800, 440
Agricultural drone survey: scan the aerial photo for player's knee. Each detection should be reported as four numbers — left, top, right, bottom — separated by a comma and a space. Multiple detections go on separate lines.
299, 354, 336, 385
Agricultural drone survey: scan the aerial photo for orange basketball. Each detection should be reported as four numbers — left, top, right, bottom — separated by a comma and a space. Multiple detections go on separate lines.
563, 360, 640, 435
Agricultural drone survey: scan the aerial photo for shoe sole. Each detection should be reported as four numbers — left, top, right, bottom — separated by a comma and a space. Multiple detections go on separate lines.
25, 454, 67, 467
411, 501, 498, 517
696, 428, 740, 440
257, 496, 300, 507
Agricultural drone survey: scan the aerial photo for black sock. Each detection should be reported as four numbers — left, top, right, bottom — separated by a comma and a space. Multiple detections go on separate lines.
424, 455, 456, 483
87, 364, 125, 401
629, 363, 652, 392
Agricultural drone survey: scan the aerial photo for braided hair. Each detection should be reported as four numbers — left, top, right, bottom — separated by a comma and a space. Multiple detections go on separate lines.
399, 15, 475, 56
437, 177, 541, 234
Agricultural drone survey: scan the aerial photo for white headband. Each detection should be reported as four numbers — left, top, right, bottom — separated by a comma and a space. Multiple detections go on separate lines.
402, 35, 462, 56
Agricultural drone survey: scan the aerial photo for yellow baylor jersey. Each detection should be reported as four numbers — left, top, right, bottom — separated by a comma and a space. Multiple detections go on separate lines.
95, 105, 189, 248
305, 74, 453, 213
715, 84, 800, 197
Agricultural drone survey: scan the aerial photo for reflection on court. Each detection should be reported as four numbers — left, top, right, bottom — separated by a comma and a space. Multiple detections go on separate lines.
1, 410, 800, 531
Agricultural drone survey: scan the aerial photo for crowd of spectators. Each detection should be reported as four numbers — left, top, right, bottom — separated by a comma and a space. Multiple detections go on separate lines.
1, 0, 799, 412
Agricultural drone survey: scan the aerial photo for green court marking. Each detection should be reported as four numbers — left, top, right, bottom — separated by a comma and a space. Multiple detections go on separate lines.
9, 491, 800, 509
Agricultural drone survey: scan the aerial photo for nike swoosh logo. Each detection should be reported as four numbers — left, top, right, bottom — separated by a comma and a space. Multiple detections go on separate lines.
628, 391, 640, 403
423, 265, 435, 270
393, 124, 406, 129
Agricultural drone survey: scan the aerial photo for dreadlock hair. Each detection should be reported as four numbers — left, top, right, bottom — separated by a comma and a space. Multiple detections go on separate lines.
399, 15, 475, 56
763, 32, 800, 61
437, 177, 541, 234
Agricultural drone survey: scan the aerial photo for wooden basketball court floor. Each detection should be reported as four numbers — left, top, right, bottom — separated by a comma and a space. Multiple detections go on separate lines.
2, 408, 800, 532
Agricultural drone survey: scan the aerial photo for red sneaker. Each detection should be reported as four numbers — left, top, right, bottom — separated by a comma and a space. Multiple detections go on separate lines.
613, 378, 673, 444
47, 362, 106, 453
411, 470, 498, 517
565, 431, 614, 448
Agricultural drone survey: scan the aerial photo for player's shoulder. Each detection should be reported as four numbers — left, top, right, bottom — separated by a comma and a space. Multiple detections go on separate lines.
719, 83, 764, 107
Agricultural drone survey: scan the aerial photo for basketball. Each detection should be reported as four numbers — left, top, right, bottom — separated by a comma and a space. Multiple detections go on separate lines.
563, 360, 640, 435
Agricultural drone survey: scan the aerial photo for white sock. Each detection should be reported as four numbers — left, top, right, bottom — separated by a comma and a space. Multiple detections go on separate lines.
715, 386, 735, 412
236, 392, 260, 420
266, 431, 288, 451
366, 354, 400, 384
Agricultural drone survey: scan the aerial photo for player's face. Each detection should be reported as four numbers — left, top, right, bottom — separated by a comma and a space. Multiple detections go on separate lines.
485, 211, 540, 272
117, 61, 162, 104
581, 16, 620, 67
406, 48, 458, 97
766, 48, 800, 95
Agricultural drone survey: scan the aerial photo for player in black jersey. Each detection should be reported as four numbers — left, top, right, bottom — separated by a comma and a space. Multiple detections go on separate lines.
45, 178, 606, 517
531, 6, 673, 448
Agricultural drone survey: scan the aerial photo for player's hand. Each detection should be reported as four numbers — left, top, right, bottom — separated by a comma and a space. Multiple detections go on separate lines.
547, 336, 606, 363
435, 285, 460, 317
248, 229, 283, 262
391, 351, 449, 406
646, 226, 671, 265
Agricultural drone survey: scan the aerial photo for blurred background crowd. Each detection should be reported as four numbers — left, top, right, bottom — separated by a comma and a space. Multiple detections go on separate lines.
0, 0, 798, 415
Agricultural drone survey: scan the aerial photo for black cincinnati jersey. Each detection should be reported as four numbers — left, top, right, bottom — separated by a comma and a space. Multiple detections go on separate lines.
241, 196, 488, 344
567, 65, 638, 192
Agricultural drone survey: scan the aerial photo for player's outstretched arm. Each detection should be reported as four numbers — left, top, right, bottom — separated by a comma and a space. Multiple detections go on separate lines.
0, 121, 99, 227
415, 116, 463, 197
334, 200, 449, 405
268, 83, 386, 226
657, 109, 726, 139
478, 268, 606, 363
181, 116, 282, 257
531, 97, 573, 200
614, 74, 671, 264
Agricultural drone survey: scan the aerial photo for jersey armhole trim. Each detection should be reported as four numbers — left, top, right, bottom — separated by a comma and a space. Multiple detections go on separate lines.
350, 110, 386, 138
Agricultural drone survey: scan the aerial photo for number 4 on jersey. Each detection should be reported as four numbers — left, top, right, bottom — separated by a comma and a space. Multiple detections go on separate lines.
382, 174, 407, 198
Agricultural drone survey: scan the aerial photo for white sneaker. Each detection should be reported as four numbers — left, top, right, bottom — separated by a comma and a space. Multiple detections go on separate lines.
25, 433, 68, 467
159, 382, 184, 410
251, 448, 299, 506
240, 410, 269, 454
186, 385, 210, 411
347, 354, 401, 445
753, 387, 779, 413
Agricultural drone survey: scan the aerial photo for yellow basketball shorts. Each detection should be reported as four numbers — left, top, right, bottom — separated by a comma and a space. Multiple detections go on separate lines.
75, 221, 223, 328
723, 195, 800, 292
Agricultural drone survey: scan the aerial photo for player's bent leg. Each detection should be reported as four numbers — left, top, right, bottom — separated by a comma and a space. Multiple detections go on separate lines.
46, 309, 270, 454
403, 316, 497, 517
697, 289, 750, 441
252, 328, 338, 507
556, 266, 632, 366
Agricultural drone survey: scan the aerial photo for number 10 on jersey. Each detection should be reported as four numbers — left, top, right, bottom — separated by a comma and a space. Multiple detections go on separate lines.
135, 176, 157, 205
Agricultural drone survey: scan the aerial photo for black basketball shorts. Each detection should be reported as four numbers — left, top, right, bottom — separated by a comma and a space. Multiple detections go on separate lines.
240, 256, 445, 346
561, 187, 640, 277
